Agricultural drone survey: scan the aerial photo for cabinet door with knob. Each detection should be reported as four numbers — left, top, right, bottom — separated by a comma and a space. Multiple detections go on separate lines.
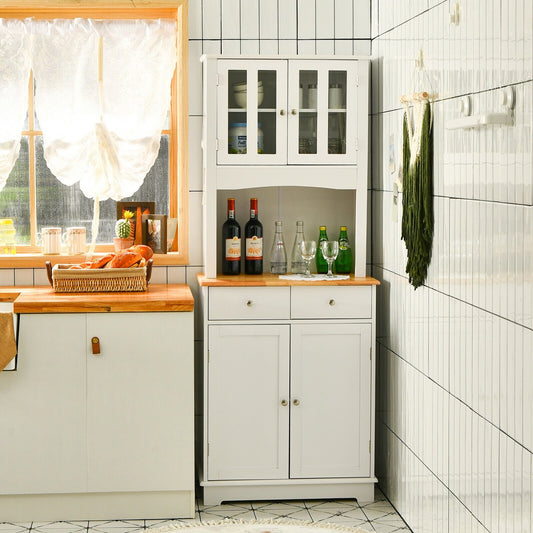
207, 324, 290, 480
287, 60, 360, 165
290, 322, 372, 478
216, 59, 288, 165
86, 312, 194, 493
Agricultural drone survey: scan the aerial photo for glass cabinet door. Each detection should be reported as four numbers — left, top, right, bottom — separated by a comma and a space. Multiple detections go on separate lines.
287, 61, 359, 165
217, 60, 287, 165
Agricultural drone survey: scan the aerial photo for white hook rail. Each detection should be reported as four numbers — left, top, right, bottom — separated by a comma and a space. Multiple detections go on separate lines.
445, 88, 515, 130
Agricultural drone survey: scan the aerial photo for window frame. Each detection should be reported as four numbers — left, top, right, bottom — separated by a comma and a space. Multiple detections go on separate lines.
0, 0, 189, 267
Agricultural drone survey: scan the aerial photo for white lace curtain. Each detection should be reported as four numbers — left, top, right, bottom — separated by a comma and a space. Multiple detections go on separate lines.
0, 19, 31, 192
0, 18, 176, 201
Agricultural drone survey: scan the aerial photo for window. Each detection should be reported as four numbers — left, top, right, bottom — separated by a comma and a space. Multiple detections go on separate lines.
0, 1, 189, 265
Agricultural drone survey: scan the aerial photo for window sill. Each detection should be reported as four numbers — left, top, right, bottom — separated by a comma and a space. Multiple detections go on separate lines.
0, 252, 189, 268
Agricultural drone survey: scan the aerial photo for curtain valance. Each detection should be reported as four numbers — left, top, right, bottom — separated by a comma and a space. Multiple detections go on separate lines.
0, 19, 31, 192
0, 17, 176, 201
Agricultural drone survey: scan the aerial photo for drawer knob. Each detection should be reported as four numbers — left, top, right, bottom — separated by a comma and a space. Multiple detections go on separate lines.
246, 300, 253, 307
329, 299, 336, 306
293, 399, 300, 406
281, 399, 288, 406
280, 109, 286, 116
291, 109, 297, 115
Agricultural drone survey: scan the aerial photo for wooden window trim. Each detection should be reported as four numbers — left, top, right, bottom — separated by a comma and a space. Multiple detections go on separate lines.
0, 0, 189, 268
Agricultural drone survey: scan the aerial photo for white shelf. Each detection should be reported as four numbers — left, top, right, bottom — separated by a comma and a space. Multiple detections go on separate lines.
446, 111, 514, 130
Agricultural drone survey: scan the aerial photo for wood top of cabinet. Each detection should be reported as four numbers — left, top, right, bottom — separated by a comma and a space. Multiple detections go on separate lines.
197, 273, 380, 287
2, 284, 194, 314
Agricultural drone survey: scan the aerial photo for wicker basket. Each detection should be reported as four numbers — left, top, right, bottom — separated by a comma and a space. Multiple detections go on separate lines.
46, 261, 152, 293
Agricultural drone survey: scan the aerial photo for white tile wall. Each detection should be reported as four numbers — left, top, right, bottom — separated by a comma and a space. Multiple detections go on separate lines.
373, 0, 533, 532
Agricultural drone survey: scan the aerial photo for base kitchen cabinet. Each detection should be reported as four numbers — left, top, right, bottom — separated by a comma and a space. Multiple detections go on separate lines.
0, 285, 195, 522
198, 275, 379, 505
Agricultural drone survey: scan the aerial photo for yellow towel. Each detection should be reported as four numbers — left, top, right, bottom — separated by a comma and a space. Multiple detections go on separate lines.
0, 313, 17, 371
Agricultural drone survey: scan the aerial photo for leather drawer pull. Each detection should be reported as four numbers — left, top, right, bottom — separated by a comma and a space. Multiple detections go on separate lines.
91, 337, 101, 355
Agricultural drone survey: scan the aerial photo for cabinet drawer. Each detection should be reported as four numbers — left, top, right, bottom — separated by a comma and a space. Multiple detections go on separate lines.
209, 287, 291, 320
291, 286, 372, 319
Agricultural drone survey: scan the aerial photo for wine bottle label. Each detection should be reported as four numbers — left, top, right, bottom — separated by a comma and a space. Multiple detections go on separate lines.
225, 237, 241, 261
246, 236, 263, 260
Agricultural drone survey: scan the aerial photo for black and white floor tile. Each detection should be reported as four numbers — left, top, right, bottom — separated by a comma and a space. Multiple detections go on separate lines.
0, 488, 411, 533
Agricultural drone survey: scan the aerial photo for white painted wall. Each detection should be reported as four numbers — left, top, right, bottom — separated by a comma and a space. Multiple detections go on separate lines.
372, 1, 533, 531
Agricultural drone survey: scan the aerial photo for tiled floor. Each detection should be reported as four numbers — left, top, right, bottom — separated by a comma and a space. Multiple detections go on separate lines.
0, 488, 411, 533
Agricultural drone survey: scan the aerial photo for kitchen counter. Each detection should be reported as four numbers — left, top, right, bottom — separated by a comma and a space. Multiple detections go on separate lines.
197, 272, 380, 287
0, 284, 194, 313
0, 283, 195, 521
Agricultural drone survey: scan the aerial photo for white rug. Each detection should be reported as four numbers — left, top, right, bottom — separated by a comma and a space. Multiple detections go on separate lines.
150, 519, 371, 533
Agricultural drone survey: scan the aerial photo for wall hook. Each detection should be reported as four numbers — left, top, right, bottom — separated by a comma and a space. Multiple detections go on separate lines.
450, 2, 460, 25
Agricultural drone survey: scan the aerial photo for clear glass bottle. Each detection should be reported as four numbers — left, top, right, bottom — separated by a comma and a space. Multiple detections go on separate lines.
270, 220, 287, 274
290, 220, 306, 274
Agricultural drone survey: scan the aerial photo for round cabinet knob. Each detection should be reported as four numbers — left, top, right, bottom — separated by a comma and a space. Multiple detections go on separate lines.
329, 299, 336, 306
246, 300, 253, 307
281, 399, 288, 406
291, 109, 297, 115
293, 399, 300, 406
280, 109, 286, 116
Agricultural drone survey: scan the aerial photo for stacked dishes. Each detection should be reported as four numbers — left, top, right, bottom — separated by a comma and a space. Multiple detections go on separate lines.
233, 81, 264, 108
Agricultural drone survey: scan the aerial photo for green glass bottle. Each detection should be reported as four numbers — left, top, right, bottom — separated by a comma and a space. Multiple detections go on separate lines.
335, 225, 352, 274
315, 225, 329, 274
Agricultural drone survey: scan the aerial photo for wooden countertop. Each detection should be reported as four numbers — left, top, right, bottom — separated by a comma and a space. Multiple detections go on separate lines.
197, 273, 380, 287
0, 284, 194, 313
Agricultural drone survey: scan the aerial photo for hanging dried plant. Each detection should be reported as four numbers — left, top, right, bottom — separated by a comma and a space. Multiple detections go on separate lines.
401, 102, 434, 289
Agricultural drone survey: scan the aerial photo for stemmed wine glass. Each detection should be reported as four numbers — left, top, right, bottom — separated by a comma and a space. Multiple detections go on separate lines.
299, 240, 317, 277
320, 240, 339, 278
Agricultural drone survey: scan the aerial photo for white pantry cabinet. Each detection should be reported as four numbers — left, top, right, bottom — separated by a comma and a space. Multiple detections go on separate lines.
199, 55, 377, 506
0, 310, 194, 521
198, 278, 378, 505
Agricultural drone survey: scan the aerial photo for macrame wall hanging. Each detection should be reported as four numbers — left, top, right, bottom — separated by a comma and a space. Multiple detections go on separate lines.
400, 50, 435, 289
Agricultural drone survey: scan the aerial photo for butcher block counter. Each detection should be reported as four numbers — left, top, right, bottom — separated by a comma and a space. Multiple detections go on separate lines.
8, 283, 194, 313
0, 284, 195, 522
197, 273, 380, 287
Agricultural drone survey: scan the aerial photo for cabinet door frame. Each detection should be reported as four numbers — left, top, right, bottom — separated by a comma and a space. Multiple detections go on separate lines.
86, 312, 194, 493
290, 322, 372, 479
216, 59, 288, 165
287, 60, 359, 165
0, 313, 87, 495
207, 323, 290, 480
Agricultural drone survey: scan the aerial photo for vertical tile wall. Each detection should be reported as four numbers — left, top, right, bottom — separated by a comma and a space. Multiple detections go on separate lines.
372, 1, 533, 532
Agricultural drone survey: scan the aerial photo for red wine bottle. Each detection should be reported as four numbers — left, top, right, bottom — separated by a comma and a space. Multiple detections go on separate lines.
244, 198, 263, 275
222, 198, 241, 275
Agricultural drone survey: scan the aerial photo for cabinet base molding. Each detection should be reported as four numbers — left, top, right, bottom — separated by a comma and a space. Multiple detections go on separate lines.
200, 479, 377, 506
0, 490, 195, 522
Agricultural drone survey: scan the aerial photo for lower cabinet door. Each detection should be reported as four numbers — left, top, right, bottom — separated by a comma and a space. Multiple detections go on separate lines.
208, 324, 290, 480
290, 323, 372, 478
86, 312, 194, 493
0, 314, 87, 495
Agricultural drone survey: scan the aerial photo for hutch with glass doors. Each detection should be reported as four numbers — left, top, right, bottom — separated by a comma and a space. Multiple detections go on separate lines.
198, 55, 379, 505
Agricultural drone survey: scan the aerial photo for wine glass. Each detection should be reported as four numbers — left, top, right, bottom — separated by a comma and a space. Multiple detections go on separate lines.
299, 240, 317, 277
320, 240, 339, 278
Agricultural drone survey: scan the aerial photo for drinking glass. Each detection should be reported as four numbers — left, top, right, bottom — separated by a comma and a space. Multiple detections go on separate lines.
299, 240, 317, 277
320, 240, 339, 277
